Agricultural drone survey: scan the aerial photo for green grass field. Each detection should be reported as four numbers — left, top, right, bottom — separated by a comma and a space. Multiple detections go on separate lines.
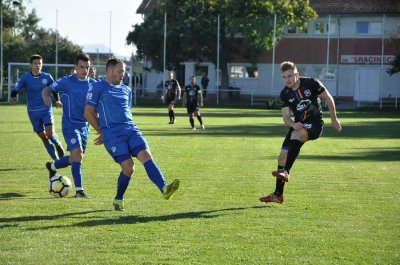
0, 104, 399, 264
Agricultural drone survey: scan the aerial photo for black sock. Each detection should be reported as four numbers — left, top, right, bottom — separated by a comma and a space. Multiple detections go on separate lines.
189, 117, 194, 128
197, 115, 203, 125
278, 165, 284, 170
171, 110, 175, 121
274, 179, 285, 196
168, 110, 173, 121
284, 140, 304, 173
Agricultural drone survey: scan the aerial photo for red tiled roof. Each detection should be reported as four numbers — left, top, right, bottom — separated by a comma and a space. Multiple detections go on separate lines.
137, 0, 400, 15
310, 0, 400, 14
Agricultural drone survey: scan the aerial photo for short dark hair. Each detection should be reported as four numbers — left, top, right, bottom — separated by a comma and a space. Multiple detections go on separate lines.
106, 58, 125, 70
280, 61, 297, 73
75, 53, 90, 65
30, 54, 42, 64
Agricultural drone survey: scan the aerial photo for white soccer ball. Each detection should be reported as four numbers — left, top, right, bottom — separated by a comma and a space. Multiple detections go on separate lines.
48, 174, 72, 197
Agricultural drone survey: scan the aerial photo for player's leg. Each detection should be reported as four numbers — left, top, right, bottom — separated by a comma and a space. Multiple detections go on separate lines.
260, 132, 290, 204
43, 111, 64, 159
44, 124, 64, 159
188, 111, 195, 130
29, 111, 58, 161
130, 131, 179, 199
194, 109, 204, 130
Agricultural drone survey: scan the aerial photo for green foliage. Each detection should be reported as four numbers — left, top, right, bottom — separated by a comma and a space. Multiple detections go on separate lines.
0, 105, 399, 264
1, 0, 82, 78
387, 53, 400, 76
127, 0, 316, 72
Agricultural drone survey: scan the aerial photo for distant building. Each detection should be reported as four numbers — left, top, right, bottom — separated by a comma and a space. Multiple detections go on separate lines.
137, 0, 400, 104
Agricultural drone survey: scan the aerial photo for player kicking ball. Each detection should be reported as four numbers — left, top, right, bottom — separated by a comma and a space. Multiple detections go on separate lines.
85, 58, 179, 211
260, 61, 342, 204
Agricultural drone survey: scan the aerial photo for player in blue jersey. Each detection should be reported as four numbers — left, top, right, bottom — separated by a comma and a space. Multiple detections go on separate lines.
260, 61, 342, 204
9, 54, 64, 161
161, 71, 181, 124
84, 58, 180, 211
43, 53, 96, 198
182, 76, 205, 130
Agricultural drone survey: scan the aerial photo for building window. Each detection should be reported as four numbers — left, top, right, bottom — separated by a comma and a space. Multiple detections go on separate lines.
313, 66, 335, 80
356, 21, 382, 35
229, 65, 258, 79
314, 21, 336, 35
286, 25, 308, 34
195, 66, 208, 77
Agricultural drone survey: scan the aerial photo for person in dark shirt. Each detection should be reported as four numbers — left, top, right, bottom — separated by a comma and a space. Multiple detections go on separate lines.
260, 61, 342, 204
201, 73, 209, 98
161, 71, 181, 124
183, 76, 205, 130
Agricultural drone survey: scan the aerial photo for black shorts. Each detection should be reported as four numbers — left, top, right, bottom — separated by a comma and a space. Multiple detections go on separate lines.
282, 120, 324, 149
186, 104, 199, 114
166, 95, 177, 105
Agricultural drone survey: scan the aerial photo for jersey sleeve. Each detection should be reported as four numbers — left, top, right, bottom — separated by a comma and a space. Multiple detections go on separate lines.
48, 76, 67, 93
86, 82, 101, 108
312, 78, 326, 95
280, 89, 290, 108
13, 74, 26, 93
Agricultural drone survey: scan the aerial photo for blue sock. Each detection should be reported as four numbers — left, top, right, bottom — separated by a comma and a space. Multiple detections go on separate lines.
44, 141, 58, 161
144, 160, 166, 193
115, 172, 131, 200
71, 161, 83, 190
50, 134, 61, 148
54, 156, 70, 169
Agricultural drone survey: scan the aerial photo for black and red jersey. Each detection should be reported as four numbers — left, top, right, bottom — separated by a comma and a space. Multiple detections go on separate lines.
280, 77, 326, 123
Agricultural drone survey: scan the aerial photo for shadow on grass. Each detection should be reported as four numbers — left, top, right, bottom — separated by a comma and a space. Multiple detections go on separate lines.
0, 210, 111, 227
72, 206, 267, 228
21, 206, 268, 230
0, 192, 25, 200
142, 120, 400, 139
301, 147, 400, 162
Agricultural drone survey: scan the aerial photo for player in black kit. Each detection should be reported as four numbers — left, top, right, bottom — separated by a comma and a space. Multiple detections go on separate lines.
161, 71, 181, 124
260, 61, 342, 204
182, 76, 205, 130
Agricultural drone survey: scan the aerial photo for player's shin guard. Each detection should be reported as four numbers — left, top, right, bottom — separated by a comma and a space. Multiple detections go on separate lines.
50, 134, 61, 147
274, 179, 285, 196
44, 141, 58, 161
197, 115, 203, 125
54, 156, 70, 169
144, 159, 166, 193
71, 161, 83, 191
115, 172, 131, 200
284, 140, 304, 173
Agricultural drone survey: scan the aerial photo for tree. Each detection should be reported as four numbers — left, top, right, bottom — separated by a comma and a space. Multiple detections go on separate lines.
127, 0, 316, 89
386, 22, 400, 76
1, 0, 82, 96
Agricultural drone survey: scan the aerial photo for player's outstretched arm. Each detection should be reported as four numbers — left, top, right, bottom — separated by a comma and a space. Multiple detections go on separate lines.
320, 90, 342, 133
42, 87, 53, 106
84, 105, 103, 145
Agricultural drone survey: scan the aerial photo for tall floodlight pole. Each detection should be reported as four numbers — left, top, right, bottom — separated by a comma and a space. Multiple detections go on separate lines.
109, 11, 112, 56
163, 7, 167, 86
271, 13, 277, 96
0, 6, 3, 100
216, 13, 220, 105
55, 9, 59, 79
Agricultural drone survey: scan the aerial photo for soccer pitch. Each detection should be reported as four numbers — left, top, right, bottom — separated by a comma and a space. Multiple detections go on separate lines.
0, 105, 399, 264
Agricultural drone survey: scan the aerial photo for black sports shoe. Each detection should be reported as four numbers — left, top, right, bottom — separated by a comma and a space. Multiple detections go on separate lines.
46, 162, 57, 179
56, 145, 65, 159
74, 190, 90, 198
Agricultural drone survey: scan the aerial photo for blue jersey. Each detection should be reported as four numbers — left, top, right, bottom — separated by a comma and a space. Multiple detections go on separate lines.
13, 72, 54, 112
49, 75, 97, 126
86, 79, 134, 130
